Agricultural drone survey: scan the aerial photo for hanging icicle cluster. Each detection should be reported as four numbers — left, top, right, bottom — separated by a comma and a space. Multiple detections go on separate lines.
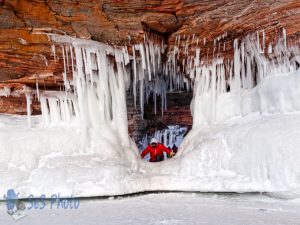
25, 33, 189, 136
131, 35, 167, 118
26, 35, 130, 146
191, 29, 300, 127
23, 28, 300, 131
129, 32, 191, 118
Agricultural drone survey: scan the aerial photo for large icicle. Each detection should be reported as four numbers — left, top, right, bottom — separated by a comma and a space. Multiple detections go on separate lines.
25, 88, 32, 128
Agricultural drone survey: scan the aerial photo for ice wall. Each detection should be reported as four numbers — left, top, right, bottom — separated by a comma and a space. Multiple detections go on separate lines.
155, 112, 300, 194
181, 30, 300, 127
0, 36, 145, 198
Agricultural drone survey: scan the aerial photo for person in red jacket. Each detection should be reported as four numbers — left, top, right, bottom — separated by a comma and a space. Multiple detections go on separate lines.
141, 138, 174, 162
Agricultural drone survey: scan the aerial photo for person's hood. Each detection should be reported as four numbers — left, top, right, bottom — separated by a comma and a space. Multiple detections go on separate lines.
150, 138, 158, 144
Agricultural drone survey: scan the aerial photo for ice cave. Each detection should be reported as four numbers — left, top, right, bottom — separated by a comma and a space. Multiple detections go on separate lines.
0, 1, 300, 224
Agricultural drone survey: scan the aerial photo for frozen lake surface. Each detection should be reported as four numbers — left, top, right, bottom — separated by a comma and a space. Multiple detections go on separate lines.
1, 192, 300, 225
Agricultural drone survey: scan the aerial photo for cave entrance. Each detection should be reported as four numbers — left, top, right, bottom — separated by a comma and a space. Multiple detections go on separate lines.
138, 125, 188, 161
125, 29, 194, 158
127, 90, 193, 158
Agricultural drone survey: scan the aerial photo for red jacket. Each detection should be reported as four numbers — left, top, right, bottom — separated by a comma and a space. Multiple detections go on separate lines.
141, 143, 171, 162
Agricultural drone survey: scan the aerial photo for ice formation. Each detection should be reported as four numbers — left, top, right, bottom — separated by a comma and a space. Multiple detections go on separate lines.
1, 28, 300, 198
44, 35, 139, 149
0, 33, 190, 197
156, 29, 300, 194
179, 29, 300, 127
140, 29, 300, 195
34, 33, 188, 130
130, 34, 190, 117
139, 125, 188, 160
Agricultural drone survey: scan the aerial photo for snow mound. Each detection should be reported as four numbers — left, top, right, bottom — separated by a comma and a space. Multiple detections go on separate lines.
175, 112, 300, 193
1, 112, 300, 198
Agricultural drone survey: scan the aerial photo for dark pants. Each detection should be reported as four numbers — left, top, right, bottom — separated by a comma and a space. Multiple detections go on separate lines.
151, 154, 164, 162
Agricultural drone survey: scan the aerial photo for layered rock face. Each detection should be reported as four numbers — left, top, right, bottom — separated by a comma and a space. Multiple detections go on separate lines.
1, 0, 299, 89
0, 1, 299, 135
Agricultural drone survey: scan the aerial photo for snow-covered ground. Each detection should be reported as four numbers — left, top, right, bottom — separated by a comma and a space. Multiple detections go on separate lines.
1, 193, 300, 225
1, 111, 300, 199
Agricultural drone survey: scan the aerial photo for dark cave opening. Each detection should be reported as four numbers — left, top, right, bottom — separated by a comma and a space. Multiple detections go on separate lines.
127, 90, 193, 155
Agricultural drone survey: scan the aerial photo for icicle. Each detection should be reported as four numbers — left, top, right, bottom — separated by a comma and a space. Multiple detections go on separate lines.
241, 41, 246, 89
268, 43, 273, 54
40, 96, 49, 125
123, 46, 130, 65
262, 29, 265, 53
51, 44, 56, 61
138, 44, 146, 70
233, 39, 241, 91
25, 88, 32, 128
140, 78, 144, 118
149, 41, 156, 76
132, 48, 137, 109
154, 79, 157, 115
48, 97, 61, 124
210, 63, 216, 123
163, 129, 168, 147
61, 45, 70, 90
70, 46, 76, 82
283, 28, 287, 50
66, 45, 70, 72
36, 79, 40, 101
145, 43, 151, 81
257, 31, 261, 53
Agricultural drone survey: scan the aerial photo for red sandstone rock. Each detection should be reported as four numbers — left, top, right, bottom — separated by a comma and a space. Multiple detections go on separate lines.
141, 12, 178, 34
0, 0, 299, 88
